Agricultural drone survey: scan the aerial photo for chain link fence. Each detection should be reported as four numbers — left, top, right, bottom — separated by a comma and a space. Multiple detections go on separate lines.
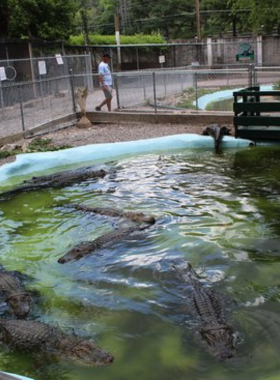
1, 63, 280, 140
0, 54, 92, 83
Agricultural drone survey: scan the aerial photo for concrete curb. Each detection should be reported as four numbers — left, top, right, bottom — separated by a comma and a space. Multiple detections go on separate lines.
88, 111, 233, 125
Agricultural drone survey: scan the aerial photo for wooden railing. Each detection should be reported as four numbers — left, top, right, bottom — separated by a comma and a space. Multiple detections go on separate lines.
233, 86, 280, 140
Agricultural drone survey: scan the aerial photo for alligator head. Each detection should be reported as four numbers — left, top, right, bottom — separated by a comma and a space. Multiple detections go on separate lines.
58, 242, 96, 264
129, 212, 156, 224
6, 292, 32, 318
202, 124, 231, 152
171, 261, 200, 282
200, 323, 235, 360
60, 339, 114, 366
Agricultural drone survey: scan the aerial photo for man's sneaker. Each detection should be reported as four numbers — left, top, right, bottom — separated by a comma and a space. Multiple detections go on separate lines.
95, 106, 101, 111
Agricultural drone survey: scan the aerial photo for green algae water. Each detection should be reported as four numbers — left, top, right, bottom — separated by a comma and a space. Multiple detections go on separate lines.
1, 145, 280, 380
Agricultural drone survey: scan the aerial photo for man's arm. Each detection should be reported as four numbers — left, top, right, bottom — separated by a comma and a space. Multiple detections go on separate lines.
98, 65, 105, 87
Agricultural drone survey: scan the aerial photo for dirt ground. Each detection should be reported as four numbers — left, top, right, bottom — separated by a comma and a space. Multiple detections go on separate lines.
42, 121, 205, 145
0, 121, 208, 168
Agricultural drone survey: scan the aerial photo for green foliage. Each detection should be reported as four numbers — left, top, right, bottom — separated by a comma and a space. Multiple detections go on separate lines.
69, 33, 165, 45
201, 0, 235, 36
27, 138, 72, 152
175, 87, 215, 109
0, 150, 19, 159
0, 138, 72, 160
272, 81, 280, 100
230, 0, 280, 34
175, 86, 235, 111
205, 97, 233, 111
1, 0, 78, 39
273, 80, 280, 91
2, 0, 280, 42
123, 0, 195, 38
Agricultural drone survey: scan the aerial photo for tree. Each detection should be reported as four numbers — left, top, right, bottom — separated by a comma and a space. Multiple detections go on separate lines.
0, 0, 9, 36
2, 0, 78, 40
200, 0, 236, 36
127, 0, 195, 38
230, 0, 280, 35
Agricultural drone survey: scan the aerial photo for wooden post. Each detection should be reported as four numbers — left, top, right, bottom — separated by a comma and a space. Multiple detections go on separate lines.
195, 0, 201, 41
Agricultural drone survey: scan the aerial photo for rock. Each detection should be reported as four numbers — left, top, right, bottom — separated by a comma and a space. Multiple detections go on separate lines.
0, 144, 22, 152
77, 115, 92, 129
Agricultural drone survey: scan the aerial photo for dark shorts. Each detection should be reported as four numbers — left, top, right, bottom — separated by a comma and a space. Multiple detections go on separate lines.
103, 86, 113, 99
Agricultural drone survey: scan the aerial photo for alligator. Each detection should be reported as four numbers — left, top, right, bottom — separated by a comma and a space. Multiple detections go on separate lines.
172, 261, 235, 359
0, 166, 107, 197
0, 269, 32, 318
61, 203, 156, 224
202, 124, 231, 152
58, 225, 149, 264
0, 318, 114, 367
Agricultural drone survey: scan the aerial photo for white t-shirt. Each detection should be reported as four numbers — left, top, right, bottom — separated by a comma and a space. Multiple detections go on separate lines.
98, 61, 112, 86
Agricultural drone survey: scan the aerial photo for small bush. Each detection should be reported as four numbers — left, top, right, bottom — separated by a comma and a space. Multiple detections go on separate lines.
273, 80, 280, 91
0, 150, 13, 159
69, 33, 165, 46
27, 138, 72, 152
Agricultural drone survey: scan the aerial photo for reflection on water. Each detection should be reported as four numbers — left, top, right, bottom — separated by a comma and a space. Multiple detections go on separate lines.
1, 146, 280, 379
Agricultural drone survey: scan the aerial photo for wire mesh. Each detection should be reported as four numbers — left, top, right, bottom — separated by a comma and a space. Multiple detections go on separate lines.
114, 68, 250, 112
0, 54, 92, 83
1, 65, 280, 139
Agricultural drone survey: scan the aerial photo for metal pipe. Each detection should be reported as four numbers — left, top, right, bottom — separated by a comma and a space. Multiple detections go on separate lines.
69, 69, 77, 113
153, 72, 157, 114
18, 84, 25, 131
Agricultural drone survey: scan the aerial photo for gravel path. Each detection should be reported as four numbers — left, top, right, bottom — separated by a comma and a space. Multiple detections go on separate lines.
44, 122, 205, 146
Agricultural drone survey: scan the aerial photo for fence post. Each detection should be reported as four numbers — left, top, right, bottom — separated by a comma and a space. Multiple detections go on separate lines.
69, 69, 77, 113
0, 81, 4, 119
39, 75, 44, 109
194, 73, 198, 110
86, 53, 94, 91
248, 64, 255, 87
114, 74, 120, 109
136, 47, 140, 70
252, 63, 256, 86
142, 73, 146, 100
153, 72, 157, 114
18, 84, 25, 132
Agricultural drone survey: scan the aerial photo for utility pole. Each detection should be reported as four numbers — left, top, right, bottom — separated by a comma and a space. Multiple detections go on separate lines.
114, 10, 121, 65
80, 0, 89, 47
195, 0, 201, 41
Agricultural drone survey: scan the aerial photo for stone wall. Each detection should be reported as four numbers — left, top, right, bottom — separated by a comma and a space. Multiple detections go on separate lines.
65, 36, 279, 70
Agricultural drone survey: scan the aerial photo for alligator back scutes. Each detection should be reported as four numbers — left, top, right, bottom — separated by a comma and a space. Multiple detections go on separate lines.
0, 319, 60, 351
0, 319, 114, 366
23, 167, 106, 185
0, 167, 107, 197
58, 225, 149, 264
0, 272, 21, 295
62, 203, 156, 224
192, 282, 224, 323
172, 261, 235, 359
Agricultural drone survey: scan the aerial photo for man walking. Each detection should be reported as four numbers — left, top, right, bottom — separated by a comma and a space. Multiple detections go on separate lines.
95, 53, 113, 112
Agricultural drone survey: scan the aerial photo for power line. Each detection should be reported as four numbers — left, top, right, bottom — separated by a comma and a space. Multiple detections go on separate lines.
80, 13, 195, 31
77, 6, 280, 33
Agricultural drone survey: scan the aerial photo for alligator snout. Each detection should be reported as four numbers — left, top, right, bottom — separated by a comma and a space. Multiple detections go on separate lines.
6, 293, 32, 318
102, 352, 114, 365
201, 325, 235, 360
57, 257, 67, 264
58, 243, 94, 264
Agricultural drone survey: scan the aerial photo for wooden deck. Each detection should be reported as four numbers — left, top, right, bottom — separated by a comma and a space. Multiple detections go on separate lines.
233, 86, 280, 141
